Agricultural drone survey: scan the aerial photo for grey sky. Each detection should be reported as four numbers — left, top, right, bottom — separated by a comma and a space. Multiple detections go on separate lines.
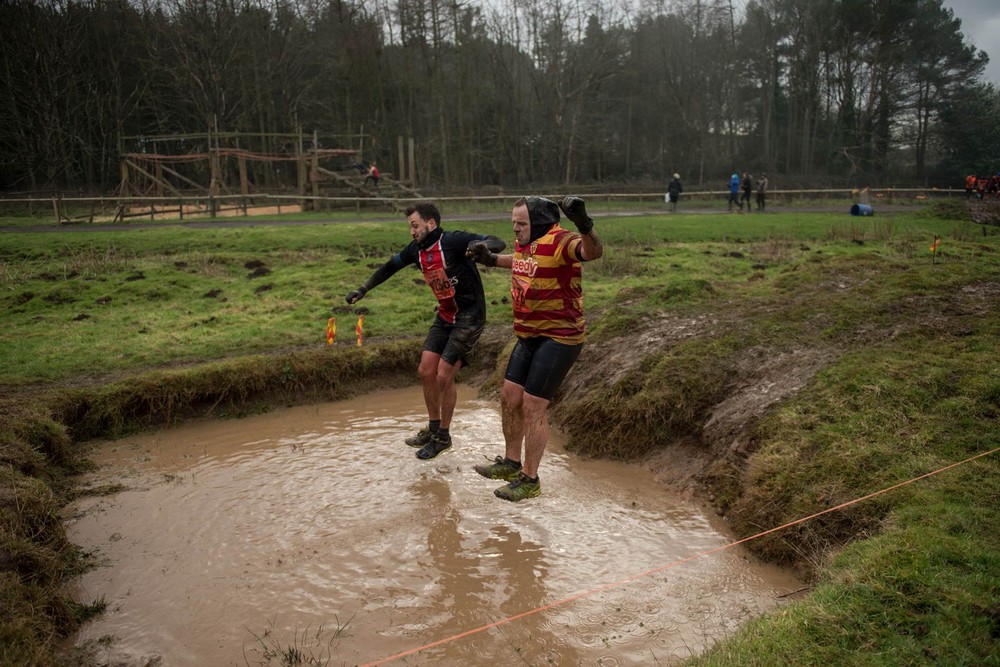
943, 0, 1000, 87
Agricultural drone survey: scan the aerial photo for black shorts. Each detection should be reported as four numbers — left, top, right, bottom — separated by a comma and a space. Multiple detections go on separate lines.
504, 336, 582, 401
424, 313, 484, 366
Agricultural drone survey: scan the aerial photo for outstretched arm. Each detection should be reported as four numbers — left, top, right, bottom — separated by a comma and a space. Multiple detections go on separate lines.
576, 227, 603, 261
559, 197, 603, 261
345, 255, 405, 304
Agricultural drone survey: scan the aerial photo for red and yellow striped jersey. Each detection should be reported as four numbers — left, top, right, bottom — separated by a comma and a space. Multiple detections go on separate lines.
511, 225, 585, 344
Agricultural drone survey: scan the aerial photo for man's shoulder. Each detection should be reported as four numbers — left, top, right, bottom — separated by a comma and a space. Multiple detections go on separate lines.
441, 229, 478, 244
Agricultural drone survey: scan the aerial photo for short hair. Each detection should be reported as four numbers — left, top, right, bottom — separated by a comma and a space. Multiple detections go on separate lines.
404, 201, 441, 225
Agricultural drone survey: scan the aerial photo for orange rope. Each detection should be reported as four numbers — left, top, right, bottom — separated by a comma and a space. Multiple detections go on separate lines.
360, 446, 999, 666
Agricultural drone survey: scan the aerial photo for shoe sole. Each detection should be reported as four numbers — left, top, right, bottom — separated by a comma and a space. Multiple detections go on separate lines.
493, 488, 540, 502
416, 443, 451, 460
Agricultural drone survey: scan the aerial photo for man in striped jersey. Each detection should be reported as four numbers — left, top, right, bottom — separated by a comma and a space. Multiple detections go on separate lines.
467, 196, 604, 501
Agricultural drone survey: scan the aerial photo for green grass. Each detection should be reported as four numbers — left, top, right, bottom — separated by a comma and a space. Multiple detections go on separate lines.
2, 203, 999, 665
0, 210, 972, 385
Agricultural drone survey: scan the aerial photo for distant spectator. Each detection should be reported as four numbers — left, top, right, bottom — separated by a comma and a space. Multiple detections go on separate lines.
988, 173, 1000, 200
666, 173, 683, 212
741, 172, 753, 212
965, 174, 977, 199
756, 173, 769, 211
728, 173, 740, 212
364, 162, 381, 190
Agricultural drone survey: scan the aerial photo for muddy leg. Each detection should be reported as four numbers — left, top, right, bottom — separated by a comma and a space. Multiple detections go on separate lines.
435, 358, 461, 430
520, 393, 550, 479
500, 380, 526, 462
416, 350, 441, 423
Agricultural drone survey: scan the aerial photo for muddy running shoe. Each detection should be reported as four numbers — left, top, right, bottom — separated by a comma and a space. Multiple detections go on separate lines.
494, 472, 541, 502
405, 427, 435, 448
416, 432, 452, 460
474, 456, 522, 481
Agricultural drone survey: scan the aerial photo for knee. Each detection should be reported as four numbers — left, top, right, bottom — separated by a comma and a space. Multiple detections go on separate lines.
521, 393, 549, 419
436, 369, 455, 390
436, 359, 459, 386
417, 361, 436, 381
500, 383, 523, 412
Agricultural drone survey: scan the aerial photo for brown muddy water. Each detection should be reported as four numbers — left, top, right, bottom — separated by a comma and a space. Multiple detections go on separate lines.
64, 385, 802, 666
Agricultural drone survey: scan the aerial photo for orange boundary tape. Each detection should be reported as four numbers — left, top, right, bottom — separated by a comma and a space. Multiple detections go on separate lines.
360, 446, 999, 666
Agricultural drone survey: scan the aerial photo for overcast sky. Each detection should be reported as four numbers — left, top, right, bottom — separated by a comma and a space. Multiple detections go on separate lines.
943, 0, 1000, 87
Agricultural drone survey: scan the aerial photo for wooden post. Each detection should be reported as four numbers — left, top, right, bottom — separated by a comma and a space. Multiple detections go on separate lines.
297, 126, 307, 211
311, 129, 320, 209
397, 135, 405, 183
119, 156, 130, 215
238, 155, 249, 199
209, 148, 220, 219
208, 125, 219, 219
408, 137, 416, 188
154, 161, 163, 197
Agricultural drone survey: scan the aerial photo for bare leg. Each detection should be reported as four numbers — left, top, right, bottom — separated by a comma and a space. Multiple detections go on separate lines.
435, 358, 461, 429
500, 380, 525, 462
416, 350, 442, 422
519, 393, 550, 479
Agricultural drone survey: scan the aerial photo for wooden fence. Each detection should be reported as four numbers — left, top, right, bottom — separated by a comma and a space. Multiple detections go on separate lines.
0, 188, 963, 226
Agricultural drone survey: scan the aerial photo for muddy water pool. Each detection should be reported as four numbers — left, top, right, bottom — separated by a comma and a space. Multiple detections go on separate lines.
65, 385, 801, 666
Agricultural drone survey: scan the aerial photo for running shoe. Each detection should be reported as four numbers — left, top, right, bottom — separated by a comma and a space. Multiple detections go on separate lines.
416, 433, 452, 460
405, 427, 435, 448
474, 455, 522, 481
494, 472, 541, 501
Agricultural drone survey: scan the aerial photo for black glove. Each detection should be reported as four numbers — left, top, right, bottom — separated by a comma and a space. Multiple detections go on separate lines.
345, 286, 367, 304
466, 240, 498, 267
559, 196, 594, 235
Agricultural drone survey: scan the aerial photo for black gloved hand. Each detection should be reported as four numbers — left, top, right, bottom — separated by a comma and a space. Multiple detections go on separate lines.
558, 196, 594, 235
345, 286, 367, 304
466, 240, 498, 267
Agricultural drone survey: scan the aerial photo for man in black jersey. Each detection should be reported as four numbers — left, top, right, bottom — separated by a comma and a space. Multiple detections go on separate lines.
344, 201, 505, 460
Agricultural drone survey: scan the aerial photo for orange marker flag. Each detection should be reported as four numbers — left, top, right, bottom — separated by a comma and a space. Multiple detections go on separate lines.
929, 236, 941, 253
355, 314, 364, 347
326, 317, 336, 345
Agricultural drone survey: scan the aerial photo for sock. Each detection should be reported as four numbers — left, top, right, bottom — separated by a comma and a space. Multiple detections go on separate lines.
428, 420, 441, 432
522, 473, 539, 483
436, 427, 450, 439
504, 458, 522, 470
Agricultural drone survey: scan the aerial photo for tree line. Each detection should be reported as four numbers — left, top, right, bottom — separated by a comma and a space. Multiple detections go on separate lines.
2, 0, 999, 193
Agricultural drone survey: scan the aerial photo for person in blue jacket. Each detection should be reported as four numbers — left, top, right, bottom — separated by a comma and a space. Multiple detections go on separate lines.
728, 173, 740, 212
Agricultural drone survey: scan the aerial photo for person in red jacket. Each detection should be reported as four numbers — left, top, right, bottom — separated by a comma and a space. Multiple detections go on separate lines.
363, 162, 381, 190
965, 174, 977, 199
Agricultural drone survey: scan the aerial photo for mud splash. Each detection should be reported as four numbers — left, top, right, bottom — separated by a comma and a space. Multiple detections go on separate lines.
65, 385, 801, 665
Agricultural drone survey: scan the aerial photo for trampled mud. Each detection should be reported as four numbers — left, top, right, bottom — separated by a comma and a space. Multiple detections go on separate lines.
64, 385, 801, 665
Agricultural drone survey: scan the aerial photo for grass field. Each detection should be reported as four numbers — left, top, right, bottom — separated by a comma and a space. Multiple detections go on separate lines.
1, 201, 998, 665
0, 206, 973, 384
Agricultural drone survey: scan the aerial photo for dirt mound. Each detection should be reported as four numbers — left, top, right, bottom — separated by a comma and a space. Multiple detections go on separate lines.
968, 200, 1000, 226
